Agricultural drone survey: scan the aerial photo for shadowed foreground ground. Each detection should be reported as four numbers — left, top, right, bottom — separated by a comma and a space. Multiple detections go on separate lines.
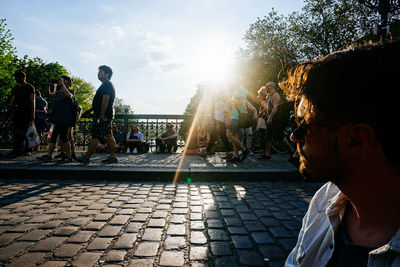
0, 178, 321, 266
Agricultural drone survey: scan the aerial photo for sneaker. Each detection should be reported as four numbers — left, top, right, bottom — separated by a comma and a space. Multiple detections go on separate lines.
101, 157, 118, 164
240, 149, 250, 162
76, 155, 90, 164
55, 152, 66, 159
37, 154, 52, 162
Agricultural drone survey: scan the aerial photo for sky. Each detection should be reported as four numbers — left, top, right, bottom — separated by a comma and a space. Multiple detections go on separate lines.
1, 0, 304, 114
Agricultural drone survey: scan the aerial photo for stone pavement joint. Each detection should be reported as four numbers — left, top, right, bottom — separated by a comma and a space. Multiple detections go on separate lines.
0, 178, 321, 266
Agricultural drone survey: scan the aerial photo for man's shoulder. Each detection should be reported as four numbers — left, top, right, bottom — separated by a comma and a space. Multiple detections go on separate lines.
308, 182, 341, 213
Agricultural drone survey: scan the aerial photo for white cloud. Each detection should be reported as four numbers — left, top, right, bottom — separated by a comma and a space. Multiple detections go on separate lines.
111, 26, 125, 37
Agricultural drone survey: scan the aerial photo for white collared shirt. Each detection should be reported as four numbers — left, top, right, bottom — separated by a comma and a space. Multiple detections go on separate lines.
285, 182, 400, 267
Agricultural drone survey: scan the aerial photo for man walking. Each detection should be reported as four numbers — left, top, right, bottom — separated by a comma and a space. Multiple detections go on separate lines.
7, 71, 35, 158
282, 42, 400, 266
77, 65, 117, 163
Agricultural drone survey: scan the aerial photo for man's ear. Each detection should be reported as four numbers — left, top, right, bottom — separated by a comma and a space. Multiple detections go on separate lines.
348, 123, 376, 150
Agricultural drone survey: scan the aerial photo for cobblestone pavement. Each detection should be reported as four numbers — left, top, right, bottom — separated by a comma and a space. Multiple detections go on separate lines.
0, 178, 322, 266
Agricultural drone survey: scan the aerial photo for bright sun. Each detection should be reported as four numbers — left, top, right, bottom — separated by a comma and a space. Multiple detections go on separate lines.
190, 40, 235, 83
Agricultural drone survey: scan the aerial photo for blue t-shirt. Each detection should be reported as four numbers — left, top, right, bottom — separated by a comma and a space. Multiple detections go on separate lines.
231, 86, 247, 120
113, 130, 123, 144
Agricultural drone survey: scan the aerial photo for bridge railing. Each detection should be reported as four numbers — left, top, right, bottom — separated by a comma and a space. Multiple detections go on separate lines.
0, 111, 207, 151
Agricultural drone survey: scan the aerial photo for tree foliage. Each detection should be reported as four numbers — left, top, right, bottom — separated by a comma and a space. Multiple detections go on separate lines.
71, 76, 95, 111
236, 0, 398, 99
0, 19, 18, 108
114, 97, 134, 115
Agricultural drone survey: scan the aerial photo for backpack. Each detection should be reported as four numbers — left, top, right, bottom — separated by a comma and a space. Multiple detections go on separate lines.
235, 105, 255, 129
71, 97, 82, 125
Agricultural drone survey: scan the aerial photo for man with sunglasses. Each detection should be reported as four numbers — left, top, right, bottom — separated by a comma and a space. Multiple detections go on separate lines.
282, 41, 400, 266
156, 122, 178, 153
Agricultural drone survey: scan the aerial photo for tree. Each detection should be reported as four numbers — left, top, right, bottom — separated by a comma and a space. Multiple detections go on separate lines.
114, 97, 134, 114
0, 19, 18, 109
71, 76, 95, 111
290, 0, 379, 59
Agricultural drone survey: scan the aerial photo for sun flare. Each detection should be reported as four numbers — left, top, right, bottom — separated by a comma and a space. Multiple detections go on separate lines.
190, 40, 235, 83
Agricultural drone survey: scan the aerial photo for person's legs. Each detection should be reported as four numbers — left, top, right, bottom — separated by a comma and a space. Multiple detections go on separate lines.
206, 119, 218, 153
105, 134, 116, 158
85, 138, 99, 159
156, 139, 165, 152
12, 113, 30, 155
166, 138, 177, 153
218, 121, 232, 153
58, 125, 71, 158
67, 127, 75, 157
246, 127, 252, 150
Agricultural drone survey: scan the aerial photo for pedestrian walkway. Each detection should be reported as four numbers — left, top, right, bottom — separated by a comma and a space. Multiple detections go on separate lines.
0, 178, 321, 266
0, 152, 300, 181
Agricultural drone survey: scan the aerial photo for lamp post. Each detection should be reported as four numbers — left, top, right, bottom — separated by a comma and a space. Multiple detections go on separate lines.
357, 0, 400, 40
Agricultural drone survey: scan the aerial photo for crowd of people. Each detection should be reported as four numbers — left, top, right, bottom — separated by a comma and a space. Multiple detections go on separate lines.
4, 64, 297, 165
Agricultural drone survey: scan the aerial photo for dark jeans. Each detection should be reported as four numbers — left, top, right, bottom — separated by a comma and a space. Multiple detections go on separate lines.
12, 112, 31, 154
156, 138, 177, 153
206, 120, 232, 152
127, 137, 143, 153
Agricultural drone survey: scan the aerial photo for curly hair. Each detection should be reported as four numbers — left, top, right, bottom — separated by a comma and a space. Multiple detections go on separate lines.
279, 41, 400, 163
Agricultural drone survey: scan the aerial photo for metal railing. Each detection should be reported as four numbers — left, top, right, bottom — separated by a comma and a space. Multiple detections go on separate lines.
0, 111, 206, 151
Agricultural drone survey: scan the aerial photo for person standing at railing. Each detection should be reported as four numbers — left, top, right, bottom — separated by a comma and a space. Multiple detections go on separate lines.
6, 71, 36, 158
77, 65, 117, 164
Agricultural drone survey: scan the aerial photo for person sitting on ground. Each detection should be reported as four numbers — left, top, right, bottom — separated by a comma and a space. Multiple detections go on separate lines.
96, 138, 107, 153
96, 123, 123, 153
185, 124, 210, 156
156, 122, 178, 153
38, 76, 75, 162
283, 41, 400, 266
34, 90, 47, 146
112, 123, 123, 152
126, 124, 143, 153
